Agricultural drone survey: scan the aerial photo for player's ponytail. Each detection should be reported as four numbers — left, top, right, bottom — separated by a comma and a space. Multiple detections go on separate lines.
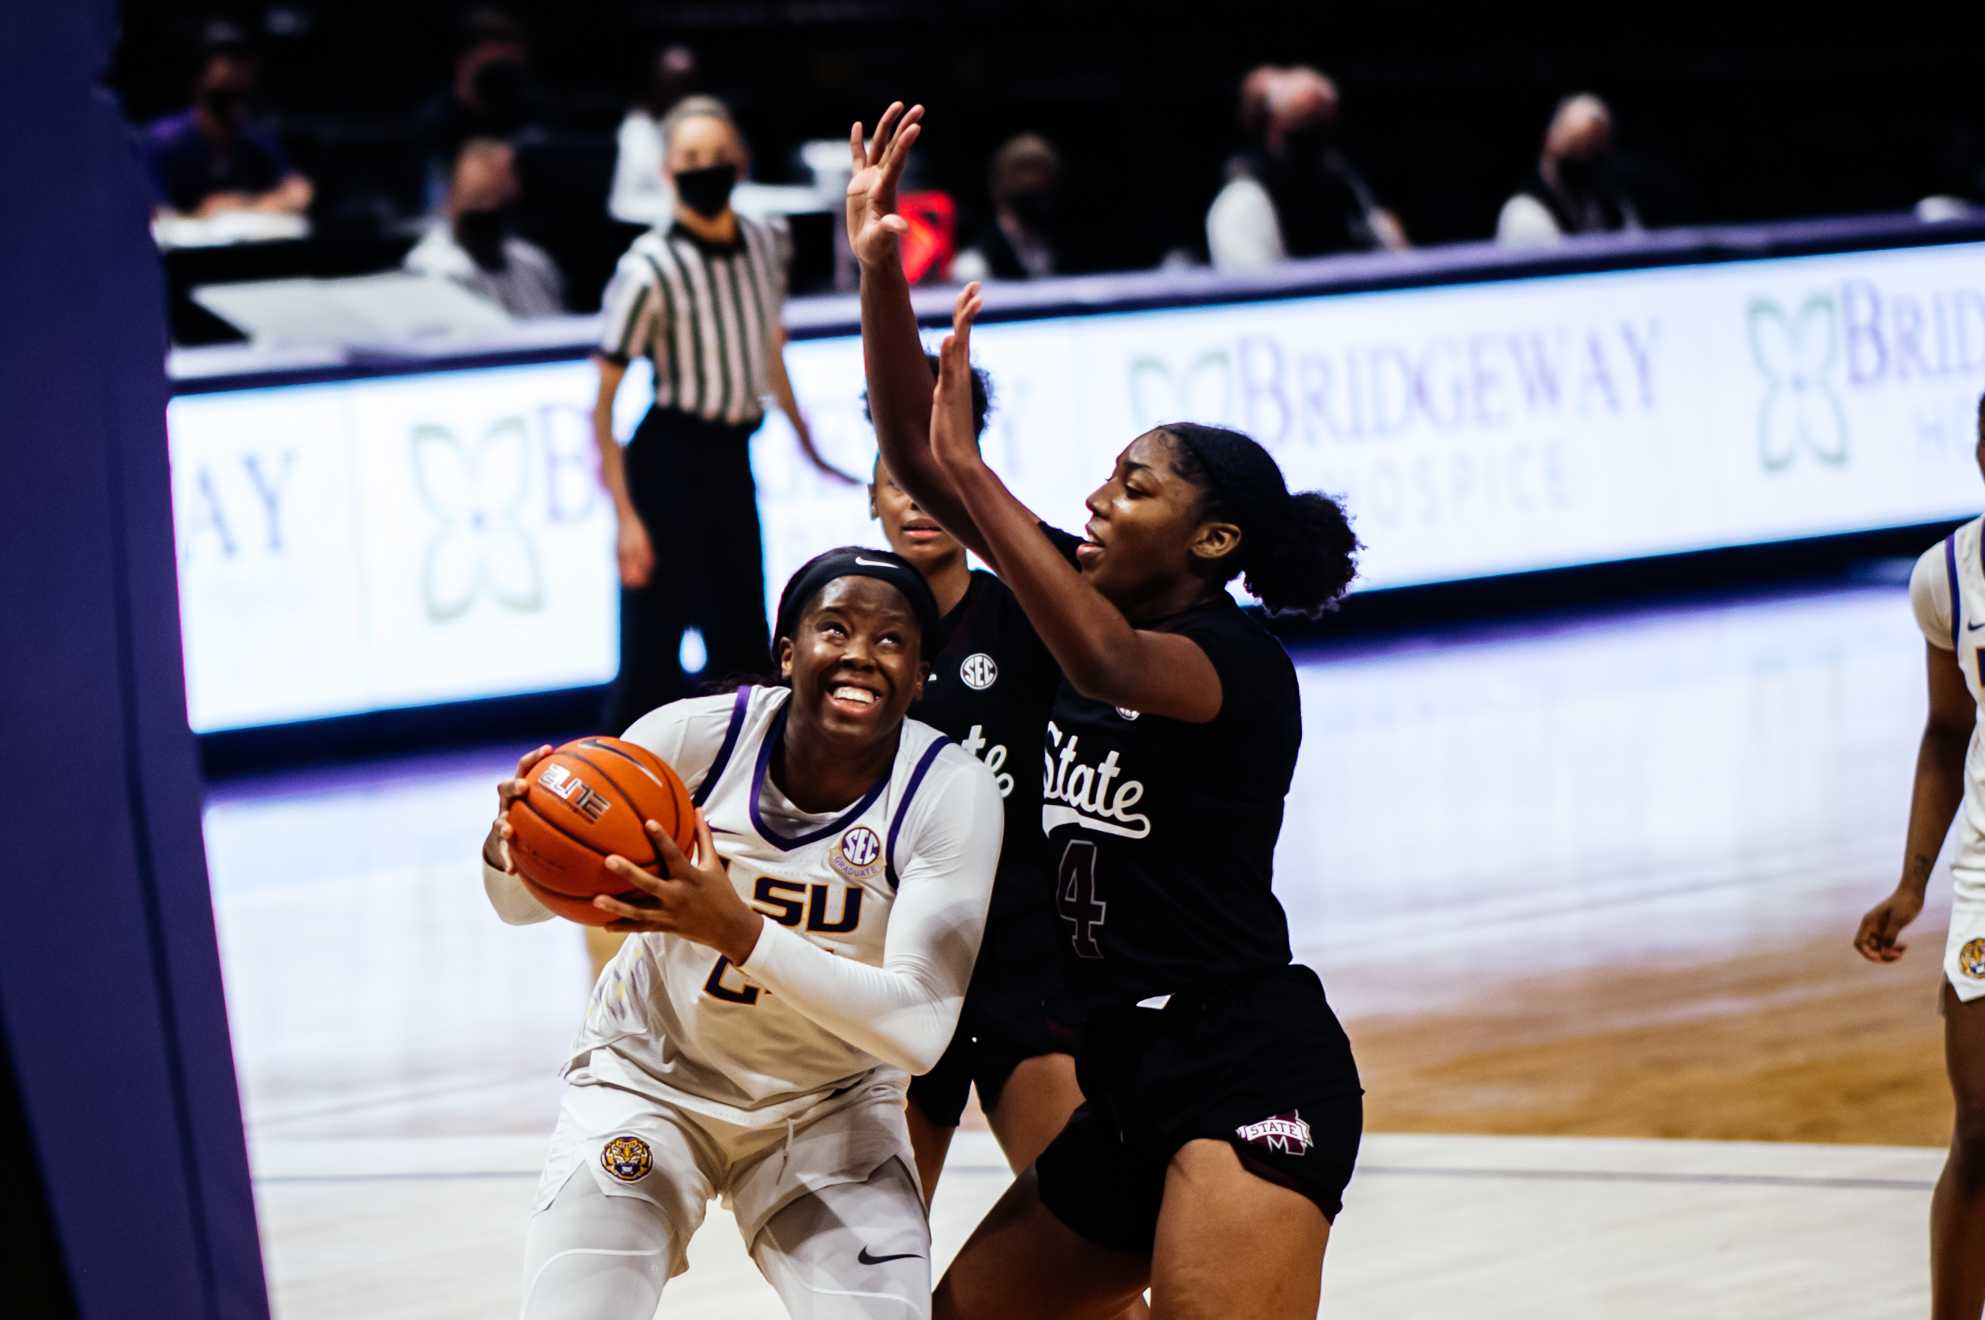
1161, 422, 1360, 617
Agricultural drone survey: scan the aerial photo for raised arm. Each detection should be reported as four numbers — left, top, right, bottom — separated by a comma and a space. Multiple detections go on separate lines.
846, 102, 1000, 566
930, 286, 1223, 722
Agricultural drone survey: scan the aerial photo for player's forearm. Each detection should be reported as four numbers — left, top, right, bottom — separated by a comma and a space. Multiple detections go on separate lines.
738, 922, 964, 1074
859, 262, 944, 497
944, 458, 1144, 700
1898, 725, 1970, 894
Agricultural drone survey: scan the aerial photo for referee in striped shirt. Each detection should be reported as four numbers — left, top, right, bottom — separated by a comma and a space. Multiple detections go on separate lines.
593, 96, 855, 729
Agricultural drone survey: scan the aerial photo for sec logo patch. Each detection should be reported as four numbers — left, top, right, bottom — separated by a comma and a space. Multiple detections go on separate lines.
960, 653, 999, 690
831, 825, 884, 881
601, 1134, 652, 1183
1961, 938, 1985, 981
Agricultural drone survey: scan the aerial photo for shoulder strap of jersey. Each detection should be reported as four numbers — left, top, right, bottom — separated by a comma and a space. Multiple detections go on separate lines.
691, 685, 755, 808
1947, 533, 1963, 657
884, 737, 955, 892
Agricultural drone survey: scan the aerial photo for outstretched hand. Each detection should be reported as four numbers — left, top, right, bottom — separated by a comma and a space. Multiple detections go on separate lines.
930, 282, 986, 475
845, 101, 924, 270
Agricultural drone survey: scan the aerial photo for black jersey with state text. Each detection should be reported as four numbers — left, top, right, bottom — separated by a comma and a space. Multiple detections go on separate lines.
1036, 530, 1301, 1008
910, 570, 1060, 917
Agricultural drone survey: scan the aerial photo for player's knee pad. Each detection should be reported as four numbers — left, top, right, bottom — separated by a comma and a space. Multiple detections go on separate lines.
751, 1157, 932, 1319
519, 1166, 681, 1320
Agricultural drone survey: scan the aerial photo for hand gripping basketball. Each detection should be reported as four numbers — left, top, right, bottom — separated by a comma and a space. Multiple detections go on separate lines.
499, 737, 698, 926
486, 744, 554, 869
596, 813, 764, 964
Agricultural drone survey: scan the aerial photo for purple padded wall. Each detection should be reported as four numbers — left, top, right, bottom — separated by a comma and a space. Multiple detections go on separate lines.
0, 4, 269, 1316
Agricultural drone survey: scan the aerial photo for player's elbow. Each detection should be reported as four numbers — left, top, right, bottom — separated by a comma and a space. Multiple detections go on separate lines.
895, 1037, 946, 1077
1926, 709, 1975, 744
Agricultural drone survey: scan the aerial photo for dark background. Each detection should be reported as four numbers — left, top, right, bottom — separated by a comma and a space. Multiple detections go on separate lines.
110, 0, 1985, 279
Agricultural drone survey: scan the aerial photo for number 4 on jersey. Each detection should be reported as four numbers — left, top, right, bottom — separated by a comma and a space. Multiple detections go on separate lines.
1056, 840, 1107, 959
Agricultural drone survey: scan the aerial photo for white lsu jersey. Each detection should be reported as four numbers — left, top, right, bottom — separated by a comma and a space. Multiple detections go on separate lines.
1910, 515, 1985, 879
566, 684, 1001, 1128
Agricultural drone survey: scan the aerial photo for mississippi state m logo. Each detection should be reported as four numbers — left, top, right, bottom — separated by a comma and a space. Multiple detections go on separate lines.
1236, 1110, 1313, 1156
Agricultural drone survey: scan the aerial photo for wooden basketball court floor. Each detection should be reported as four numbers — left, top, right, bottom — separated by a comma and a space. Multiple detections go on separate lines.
205, 568, 1962, 1318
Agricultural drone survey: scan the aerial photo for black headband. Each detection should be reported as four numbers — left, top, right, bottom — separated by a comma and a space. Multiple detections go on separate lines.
771, 547, 943, 665
1168, 424, 1292, 538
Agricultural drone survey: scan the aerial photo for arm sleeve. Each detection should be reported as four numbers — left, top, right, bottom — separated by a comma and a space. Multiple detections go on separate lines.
483, 858, 554, 925
598, 255, 658, 365
1912, 540, 1957, 651
737, 751, 1003, 1074
479, 694, 744, 925
1206, 177, 1285, 271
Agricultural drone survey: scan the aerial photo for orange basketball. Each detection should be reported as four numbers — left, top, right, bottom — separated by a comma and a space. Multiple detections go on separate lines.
504, 737, 696, 927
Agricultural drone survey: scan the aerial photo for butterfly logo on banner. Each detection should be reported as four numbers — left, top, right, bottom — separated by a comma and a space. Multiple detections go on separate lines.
1747, 295, 1849, 473
409, 419, 545, 622
1128, 351, 1235, 432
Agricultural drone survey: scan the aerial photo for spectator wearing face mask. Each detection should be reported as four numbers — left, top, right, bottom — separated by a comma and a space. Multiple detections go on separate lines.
1497, 94, 1643, 246
402, 138, 564, 317
1206, 64, 1407, 271
143, 23, 312, 219
952, 134, 1065, 283
412, 9, 538, 211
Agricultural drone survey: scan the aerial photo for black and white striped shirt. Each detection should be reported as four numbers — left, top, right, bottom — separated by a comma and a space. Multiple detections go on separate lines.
597, 215, 792, 427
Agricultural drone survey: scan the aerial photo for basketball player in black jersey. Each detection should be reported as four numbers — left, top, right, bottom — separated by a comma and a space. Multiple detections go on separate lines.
851, 103, 1364, 1318
863, 361, 1097, 1215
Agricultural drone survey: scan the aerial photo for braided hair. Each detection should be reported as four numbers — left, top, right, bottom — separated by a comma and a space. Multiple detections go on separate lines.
1159, 422, 1359, 617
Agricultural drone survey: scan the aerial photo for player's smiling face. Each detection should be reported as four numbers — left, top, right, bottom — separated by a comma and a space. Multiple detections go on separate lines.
779, 577, 926, 742
1077, 430, 1229, 612
870, 457, 963, 574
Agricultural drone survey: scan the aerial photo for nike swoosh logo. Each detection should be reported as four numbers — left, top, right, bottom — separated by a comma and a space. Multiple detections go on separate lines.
854, 557, 899, 569
1968, 619, 1985, 632
857, 1247, 923, 1266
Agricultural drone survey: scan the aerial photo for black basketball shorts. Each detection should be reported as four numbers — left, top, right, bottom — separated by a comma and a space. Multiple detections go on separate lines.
907, 900, 1079, 1128
1036, 963, 1362, 1254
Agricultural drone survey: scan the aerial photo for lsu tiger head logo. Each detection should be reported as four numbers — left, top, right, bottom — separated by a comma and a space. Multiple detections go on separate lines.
602, 1134, 653, 1183
1960, 938, 1985, 982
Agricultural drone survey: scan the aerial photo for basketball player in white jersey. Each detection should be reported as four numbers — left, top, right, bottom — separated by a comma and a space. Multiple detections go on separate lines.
481, 547, 1004, 1319
1855, 391, 1985, 1319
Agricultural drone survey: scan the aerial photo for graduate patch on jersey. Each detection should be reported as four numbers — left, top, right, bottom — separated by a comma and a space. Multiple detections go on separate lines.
1236, 1110, 1313, 1156
1961, 938, 1985, 981
830, 825, 884, 882
601, 1134, 653, 1182
959, 653, 999, 690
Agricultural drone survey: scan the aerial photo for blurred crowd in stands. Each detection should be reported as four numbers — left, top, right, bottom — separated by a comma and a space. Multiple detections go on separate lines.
123, 8, 1985, 343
